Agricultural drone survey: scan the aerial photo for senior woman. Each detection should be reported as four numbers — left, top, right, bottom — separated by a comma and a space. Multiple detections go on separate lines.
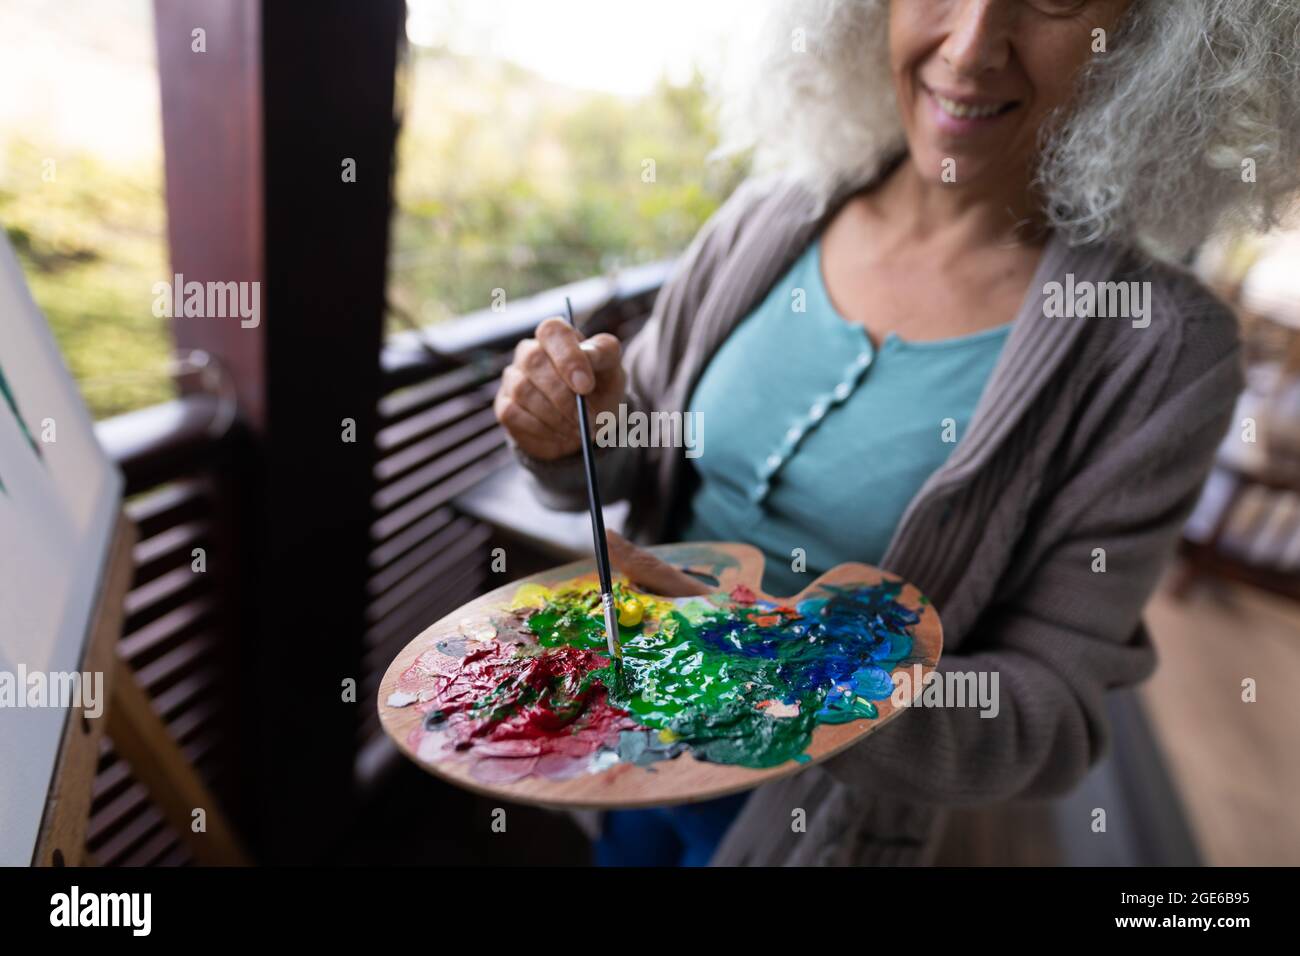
494, 0, 1300, 866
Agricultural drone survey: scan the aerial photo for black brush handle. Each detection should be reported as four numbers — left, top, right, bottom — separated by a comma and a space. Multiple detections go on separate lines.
564, 297, 614, 596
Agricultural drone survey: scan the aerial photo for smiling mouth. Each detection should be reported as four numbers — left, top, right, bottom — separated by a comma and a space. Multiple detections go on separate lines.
926, 87, 1019, 121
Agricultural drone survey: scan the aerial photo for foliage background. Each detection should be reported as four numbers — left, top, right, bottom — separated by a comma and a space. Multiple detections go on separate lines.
0, 8, 744, 420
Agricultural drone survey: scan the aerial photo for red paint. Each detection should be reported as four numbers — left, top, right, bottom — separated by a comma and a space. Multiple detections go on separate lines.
398, 639, 635, 782
730, 584, 757, 605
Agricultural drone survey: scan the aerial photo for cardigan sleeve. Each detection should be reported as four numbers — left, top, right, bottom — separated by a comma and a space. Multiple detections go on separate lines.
511, 177, 773, 512
821, 336, 1243, 804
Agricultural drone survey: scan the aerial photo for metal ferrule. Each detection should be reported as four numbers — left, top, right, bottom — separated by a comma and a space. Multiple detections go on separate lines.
601, 592, 622, 663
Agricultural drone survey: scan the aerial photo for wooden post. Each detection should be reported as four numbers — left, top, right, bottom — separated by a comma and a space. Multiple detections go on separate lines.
153, 0, 404, 861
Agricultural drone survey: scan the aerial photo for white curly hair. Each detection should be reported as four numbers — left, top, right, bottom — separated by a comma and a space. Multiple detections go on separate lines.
718, 0, 1300, 256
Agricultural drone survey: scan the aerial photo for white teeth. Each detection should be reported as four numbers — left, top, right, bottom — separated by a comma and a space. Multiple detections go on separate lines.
934, 93, 1008, 120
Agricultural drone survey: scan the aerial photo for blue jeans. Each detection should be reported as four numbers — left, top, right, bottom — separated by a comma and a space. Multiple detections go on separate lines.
594, 792, 750, 867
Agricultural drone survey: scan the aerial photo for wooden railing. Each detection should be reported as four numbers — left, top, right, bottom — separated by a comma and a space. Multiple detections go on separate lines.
90, 263, 671, 864
92, 395, 242, 865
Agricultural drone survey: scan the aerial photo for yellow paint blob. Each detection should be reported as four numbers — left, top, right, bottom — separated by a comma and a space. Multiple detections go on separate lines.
510, 583, 554, 609
617, 598, 644, 627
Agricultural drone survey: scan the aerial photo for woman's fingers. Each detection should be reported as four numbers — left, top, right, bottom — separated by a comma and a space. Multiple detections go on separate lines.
536, 317, 596, 394
501, 363, 573, 435
495, 316, 625, 460
513, 339, 579, 425
493, 383, 574, 459
582, 333, 627, 411
606, 529, 712, 597
582, 332, 623, 377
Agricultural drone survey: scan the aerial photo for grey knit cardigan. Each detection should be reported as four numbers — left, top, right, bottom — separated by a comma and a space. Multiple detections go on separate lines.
515, 174, 1244, 866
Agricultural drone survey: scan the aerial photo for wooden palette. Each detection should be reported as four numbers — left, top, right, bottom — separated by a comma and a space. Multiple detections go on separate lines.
378, 541, 943, 809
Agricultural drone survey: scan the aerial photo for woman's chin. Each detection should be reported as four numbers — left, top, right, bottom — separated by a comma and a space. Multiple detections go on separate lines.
906, 148, 1001, 189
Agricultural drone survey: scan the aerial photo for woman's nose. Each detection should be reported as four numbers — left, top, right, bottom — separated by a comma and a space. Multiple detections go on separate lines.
939, 0, 1013, 78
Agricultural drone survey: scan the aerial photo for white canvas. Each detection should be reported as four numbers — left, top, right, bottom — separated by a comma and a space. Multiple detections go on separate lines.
0, 232, 123, 865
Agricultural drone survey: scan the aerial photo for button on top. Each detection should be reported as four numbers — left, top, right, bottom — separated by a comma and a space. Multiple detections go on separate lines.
746, 336, 877, 507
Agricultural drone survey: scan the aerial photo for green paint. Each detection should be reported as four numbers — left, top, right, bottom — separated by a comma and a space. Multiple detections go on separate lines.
525, 580, 919, 769
0, 360, 44, 495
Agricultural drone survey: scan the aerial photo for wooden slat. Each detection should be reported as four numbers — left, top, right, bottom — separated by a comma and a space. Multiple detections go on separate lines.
87, 782, 153, 846
152, 671, 219, 722
153, 843, 192, 867
97, 396, 226, 493
373, 424, 505, 512
91, 806, 170, 867
90, 758, 135, 806
371, 445, 510, 538
131, 635, 218, 697
124, 480, 211, 539
166, 696, 222, 748
368, 506, 457, 570
105, 654, 249, 864
123, 565, 210, 634
378, 356, 507, 424
366, 512, 482, 598
364, 558, 488, 656
375, 400, 499, 484
116, 597, 219, 667
131, 519, 212, 588
121, 827, 184, 868
366, 525, 492, 624
374, 384, 497, 466
178, 730, 225, 773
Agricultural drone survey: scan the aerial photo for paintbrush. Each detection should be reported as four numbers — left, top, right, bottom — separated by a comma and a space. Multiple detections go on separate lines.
563, 297, 623, 675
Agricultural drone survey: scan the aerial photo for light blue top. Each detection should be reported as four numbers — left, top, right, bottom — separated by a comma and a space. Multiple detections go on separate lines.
679, 237, 1012, 597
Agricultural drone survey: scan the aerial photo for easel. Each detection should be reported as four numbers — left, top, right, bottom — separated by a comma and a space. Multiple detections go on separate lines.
31, 511, 250, 866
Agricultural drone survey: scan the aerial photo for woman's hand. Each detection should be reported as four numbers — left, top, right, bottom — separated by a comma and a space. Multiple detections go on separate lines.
494, 317, 626, 460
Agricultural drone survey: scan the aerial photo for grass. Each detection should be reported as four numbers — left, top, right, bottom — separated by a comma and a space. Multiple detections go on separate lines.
1, 139, 174, 419
1, 53, 746, 420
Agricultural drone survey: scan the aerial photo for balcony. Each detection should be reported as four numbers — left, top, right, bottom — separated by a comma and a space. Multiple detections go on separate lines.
86, 260, 669, 865
11, 0, 1299, 871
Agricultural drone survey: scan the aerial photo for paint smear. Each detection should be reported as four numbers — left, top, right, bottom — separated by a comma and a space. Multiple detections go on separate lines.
392, 575, 925, 783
